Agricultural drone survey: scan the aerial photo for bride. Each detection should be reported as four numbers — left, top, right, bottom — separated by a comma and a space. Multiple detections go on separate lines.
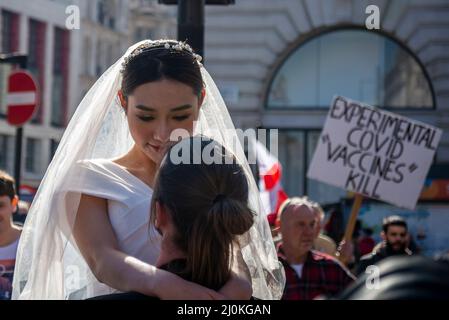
12, 39, 285, 300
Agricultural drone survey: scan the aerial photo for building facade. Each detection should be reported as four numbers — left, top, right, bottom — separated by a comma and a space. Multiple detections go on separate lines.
203, 0, 449, 206
1, 0, 448, 209
0, 0, 84, 192
0, 0, 173, 194
129, 0, 176, 43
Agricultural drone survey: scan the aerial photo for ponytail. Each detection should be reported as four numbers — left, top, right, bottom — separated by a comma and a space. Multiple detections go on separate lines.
187, 197, 254, 290
150, 136, 255, 290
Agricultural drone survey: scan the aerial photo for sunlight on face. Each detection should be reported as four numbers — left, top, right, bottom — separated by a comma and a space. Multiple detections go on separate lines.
125, 78, 203, 164
280, 204, 318, 256
0, 195, 15, 224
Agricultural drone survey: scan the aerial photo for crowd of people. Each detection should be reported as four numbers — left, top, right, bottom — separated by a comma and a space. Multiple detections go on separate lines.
267, 196, 449, 299
2, 166, 449, 300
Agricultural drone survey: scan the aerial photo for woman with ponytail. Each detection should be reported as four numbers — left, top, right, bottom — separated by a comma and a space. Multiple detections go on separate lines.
90, 136, 256, 299
14, 39, 284, 300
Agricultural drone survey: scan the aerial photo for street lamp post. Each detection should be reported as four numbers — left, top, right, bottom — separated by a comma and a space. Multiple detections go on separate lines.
178, 0, 205, 59
158, 0, 235, 62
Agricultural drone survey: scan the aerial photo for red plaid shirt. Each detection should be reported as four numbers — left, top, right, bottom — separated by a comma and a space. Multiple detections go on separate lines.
278, 244, 355, 300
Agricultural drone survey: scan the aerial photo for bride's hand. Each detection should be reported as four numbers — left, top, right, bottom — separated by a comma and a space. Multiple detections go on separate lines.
154, 269, 225, 300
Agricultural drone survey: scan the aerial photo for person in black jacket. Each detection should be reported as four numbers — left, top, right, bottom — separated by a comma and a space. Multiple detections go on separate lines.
338, 254, 449, 300
356, 215, 412, 276
89, 137, 255, 300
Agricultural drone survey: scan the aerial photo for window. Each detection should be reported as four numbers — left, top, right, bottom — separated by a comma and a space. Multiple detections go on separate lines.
267, 29, 434, 109
28, 19, 46, 124
278, 131, 305, 196
135, 27, 156, 43
1, 10, 19, 118
106, 42, 114, 66
0, 134, 11, 171
87, 0, 96, 21
268, 28, 436, 205
25, 138, 42, 174
51, 27, 70, 127
135, 27, 144, 42
97, 0, 106, 25
95, 40, 103, 76
278, 130, 346, 205
0, 64, 12, 117
83, 37, 92, 75
49, 139, 59, 163
98, 0, 117, 30
1, 10, 19, 53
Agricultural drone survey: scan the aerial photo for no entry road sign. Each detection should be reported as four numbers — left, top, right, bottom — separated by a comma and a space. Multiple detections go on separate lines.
7, 70, 38, 126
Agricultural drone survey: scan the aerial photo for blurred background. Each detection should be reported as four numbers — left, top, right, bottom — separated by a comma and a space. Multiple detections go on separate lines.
0, 0, 448, 256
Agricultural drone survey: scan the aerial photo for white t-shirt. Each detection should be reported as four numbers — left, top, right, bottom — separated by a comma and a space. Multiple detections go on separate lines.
290, 263, 304, 279
0, 237, 20, 300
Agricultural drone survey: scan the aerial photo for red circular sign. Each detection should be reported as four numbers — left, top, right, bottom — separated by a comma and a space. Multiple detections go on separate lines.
7, 71, 38, 126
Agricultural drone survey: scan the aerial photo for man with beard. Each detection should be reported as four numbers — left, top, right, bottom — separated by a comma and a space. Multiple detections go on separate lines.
356, 215, 412, 276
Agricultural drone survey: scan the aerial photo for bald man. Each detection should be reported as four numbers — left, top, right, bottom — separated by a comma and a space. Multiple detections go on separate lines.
277, 197, 355, 300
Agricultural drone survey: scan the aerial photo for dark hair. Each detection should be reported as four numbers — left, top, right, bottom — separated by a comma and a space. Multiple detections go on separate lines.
121, 40, 203, 98
362, 227, 373, 237
150, 136, 254, 290
382, 215, 407, 233
0, 170, 16, 200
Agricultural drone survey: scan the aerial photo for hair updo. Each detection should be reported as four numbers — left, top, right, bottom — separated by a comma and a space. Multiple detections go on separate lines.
120, 40, 204, 99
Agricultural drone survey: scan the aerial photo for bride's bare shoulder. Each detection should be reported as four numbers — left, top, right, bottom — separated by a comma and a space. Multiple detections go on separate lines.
111, 154, 131, 167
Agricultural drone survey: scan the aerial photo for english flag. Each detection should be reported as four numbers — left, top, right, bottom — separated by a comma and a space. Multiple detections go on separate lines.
254, 140, 288, 224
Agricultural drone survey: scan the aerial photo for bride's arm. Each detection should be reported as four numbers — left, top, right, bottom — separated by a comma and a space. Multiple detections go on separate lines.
73, 194, 222, 299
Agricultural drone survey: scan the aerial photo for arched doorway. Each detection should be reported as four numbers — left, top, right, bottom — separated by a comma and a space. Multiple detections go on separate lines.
265, 27, 435, 205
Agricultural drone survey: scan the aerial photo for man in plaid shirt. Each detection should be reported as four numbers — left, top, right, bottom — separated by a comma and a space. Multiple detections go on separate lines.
276, 197, 355, 300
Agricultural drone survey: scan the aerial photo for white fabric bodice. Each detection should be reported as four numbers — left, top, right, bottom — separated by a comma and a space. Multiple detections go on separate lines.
75, 158, 161, 265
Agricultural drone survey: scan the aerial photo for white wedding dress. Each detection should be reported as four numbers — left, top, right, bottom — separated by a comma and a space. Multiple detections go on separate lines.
61, 159, 161, 299
74, 159, 161, 263
13, 40, 285, 300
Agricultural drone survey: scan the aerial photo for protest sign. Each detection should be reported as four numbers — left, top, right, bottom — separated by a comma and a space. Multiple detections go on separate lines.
308, 96, 442, 211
